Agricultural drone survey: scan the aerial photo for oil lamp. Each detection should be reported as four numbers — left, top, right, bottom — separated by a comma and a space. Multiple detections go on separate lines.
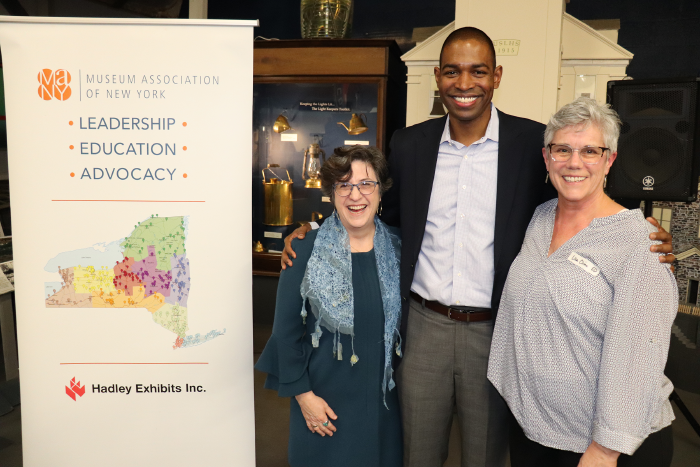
302, 143, 326, 189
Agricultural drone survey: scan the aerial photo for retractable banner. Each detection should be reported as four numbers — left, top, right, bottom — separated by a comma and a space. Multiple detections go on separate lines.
0, 17, 257, 466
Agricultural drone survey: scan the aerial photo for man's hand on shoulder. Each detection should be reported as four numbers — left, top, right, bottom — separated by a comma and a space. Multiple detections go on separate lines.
647, 217, 675, 269
281, 223, 313, 269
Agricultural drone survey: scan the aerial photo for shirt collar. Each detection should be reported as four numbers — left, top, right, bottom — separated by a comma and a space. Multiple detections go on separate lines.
440, 103, 500, 147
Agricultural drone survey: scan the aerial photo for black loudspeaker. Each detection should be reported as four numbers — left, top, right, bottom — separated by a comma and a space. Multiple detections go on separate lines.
606, 78, 700, 202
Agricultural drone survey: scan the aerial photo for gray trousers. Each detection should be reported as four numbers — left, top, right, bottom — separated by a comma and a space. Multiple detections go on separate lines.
396, 298, 509, 467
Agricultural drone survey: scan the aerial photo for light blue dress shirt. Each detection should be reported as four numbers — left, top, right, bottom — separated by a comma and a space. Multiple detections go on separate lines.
411, 105, 499, 308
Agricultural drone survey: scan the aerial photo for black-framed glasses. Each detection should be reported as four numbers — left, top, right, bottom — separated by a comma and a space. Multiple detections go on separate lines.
547, 144, 610, 165
333, 181, 379, 197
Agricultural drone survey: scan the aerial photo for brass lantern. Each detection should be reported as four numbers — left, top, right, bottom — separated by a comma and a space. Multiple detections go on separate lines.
302, 143, 326, 189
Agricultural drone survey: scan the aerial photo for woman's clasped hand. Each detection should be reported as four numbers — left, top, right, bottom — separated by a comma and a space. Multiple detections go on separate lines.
295, 390, 337, 436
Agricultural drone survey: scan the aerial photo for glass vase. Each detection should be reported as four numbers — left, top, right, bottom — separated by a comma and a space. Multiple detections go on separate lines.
300, 0, 353, 39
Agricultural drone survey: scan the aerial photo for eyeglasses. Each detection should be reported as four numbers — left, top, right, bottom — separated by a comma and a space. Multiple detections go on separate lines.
333, 181, 379, 197
547, 144, 610, 165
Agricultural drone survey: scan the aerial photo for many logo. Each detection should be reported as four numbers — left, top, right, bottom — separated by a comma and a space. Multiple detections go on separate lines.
65, 377, 86, 401
38, 69, 72, 101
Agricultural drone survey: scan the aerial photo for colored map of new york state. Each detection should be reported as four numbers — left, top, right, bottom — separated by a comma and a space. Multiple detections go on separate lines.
44, 215, 224, 349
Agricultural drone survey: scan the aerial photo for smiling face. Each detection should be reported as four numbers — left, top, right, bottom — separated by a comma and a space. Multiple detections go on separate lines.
544, 124, 617, 206
435, 38, 502, 125
333, 160, 380, 234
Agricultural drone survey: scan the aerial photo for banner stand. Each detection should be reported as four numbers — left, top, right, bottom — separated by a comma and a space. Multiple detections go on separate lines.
0, 16, 258, 467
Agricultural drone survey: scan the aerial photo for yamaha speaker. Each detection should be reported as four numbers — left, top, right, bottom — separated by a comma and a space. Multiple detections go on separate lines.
606, 78, 700, 202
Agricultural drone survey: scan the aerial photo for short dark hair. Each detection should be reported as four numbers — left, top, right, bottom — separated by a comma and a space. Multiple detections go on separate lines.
440, 26, 497, 69
320, 146, 393, 199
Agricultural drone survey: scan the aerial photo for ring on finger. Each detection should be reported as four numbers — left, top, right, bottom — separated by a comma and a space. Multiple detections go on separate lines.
312, 424, 318, 428
322, 420, 329, 427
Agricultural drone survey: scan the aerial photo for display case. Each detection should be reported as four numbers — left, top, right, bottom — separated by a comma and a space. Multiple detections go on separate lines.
252, 40, 406, 276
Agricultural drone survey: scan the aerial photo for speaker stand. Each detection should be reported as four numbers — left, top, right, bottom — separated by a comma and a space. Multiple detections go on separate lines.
643, 200, 654, 219
670, 390, 700, 439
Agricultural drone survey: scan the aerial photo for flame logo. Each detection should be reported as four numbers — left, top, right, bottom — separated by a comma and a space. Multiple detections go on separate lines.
65, 377, 86, 401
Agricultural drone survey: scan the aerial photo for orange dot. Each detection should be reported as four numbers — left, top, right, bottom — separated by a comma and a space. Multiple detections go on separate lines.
69, 145, 74, 150
69, 121, 74, 126
183, 146, 187, 151
183, 173, 188, 178
182, 122, 187, 127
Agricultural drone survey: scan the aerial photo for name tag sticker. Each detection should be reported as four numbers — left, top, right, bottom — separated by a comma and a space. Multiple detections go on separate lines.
568, 252, 600, 277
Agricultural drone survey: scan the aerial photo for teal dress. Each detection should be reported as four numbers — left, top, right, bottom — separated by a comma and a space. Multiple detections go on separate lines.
255, 229, 402, 467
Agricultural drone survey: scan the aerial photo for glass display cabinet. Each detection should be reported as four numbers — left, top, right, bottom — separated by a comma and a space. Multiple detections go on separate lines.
252, 40, 406, 276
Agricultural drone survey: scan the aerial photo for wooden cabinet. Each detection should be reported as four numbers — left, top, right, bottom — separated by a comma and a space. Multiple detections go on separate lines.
251, 40, 406, 277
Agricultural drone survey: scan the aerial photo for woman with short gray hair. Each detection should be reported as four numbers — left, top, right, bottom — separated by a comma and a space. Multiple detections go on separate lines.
488, 97, 677, 467
544, 96, 622, 154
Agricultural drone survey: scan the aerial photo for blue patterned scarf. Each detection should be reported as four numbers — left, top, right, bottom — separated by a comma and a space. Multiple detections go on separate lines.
300, 213, 402, 407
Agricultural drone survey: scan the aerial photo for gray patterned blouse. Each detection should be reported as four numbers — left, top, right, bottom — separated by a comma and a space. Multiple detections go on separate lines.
487, 199, 678, 456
